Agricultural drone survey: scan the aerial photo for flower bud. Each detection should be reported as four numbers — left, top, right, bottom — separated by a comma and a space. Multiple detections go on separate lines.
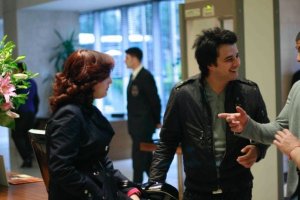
13, 73, 28, 80
6, 110, 20, 118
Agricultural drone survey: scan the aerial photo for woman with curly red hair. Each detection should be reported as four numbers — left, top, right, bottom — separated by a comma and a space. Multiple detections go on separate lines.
46, 49, 141, 200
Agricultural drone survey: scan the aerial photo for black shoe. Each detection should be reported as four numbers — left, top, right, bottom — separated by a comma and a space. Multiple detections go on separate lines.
21, 159, 32, 168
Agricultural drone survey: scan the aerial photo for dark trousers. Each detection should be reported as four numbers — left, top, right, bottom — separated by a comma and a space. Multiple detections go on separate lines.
131, 138, 153, 183
184, 186, 252, 200
289, 168, 300, 200
11, 112, 35, 162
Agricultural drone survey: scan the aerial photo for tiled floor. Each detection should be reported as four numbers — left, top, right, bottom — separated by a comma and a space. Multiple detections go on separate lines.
0, 127, 180, 189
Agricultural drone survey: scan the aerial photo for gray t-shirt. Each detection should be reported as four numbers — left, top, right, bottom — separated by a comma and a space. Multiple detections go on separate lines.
205, 83, 226, 166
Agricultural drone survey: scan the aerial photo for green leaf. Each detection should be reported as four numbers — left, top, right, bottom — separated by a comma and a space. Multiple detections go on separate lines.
0, 112, 15, 129
14, 55, 26, 62
49, 30, 77, 74
0, 35, 39, 129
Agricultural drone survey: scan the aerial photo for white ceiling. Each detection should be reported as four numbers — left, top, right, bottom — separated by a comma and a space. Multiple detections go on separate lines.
24, 0, 149, 12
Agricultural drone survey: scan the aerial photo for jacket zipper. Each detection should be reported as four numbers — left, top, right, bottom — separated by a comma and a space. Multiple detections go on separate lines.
203, 86, 222, 190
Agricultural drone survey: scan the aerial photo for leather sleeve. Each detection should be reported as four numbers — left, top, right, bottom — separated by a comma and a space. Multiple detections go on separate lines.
149, 87, 180, 182
248, 84, 270, 162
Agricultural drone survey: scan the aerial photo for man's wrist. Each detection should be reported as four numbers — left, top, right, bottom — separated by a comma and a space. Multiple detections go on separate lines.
289, 146, 300, 160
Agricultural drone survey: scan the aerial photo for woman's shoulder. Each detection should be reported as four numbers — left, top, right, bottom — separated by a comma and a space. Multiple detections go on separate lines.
57, 104, 82, 113
50, 104, 84, 121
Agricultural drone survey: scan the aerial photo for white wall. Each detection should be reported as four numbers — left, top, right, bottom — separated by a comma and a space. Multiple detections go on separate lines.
279, 0, 300, 102
244, 0, 280, 199
17, 10, 79, 118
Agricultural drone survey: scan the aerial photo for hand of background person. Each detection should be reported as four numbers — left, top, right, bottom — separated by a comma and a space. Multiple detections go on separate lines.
130, 194, 140, 200
236, 145, 258, 168
218, 106, 249, 133
273, 129, 300, 156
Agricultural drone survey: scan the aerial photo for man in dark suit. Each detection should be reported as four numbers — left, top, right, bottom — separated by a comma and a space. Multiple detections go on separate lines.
12, 62, 39, 168
125, 47, 161, 183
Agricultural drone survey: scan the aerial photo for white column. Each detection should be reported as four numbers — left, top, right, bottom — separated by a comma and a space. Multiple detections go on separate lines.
244, 0, 281, 199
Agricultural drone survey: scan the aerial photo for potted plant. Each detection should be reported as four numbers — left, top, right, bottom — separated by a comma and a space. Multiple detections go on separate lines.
0, 35, 38, 128
49, 30, 77, 73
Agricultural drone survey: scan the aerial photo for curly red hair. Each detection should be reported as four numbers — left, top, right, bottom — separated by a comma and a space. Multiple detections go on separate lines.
49, 49, 114, 112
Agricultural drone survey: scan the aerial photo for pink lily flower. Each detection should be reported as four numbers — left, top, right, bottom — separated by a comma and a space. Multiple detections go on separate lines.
0, 74, 17, 103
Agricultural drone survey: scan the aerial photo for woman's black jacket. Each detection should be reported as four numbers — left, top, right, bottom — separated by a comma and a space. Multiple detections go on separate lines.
46, 104, 132, 200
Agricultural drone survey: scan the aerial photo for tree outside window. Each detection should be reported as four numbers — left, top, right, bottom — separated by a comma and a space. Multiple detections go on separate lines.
79, 0, 184, 116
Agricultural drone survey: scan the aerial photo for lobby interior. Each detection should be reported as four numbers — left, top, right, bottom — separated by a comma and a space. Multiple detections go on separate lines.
1, 0, 300, 199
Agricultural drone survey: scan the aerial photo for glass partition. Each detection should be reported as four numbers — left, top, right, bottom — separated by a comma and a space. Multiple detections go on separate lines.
79, 0, 184, 116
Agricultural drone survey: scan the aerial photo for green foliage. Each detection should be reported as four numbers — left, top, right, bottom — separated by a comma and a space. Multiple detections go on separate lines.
0, 36, 24, 73
49, 30, 77, 73
0, 35, 38, 128
0, 111, 15, 128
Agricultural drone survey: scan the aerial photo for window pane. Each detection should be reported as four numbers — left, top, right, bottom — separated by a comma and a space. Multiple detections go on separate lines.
159, 0, 183, 109
100, 10, 121, 35
79, 1, 184, 116
127, 4, 153, 72
79, 13, 95, 49
98, 9, 125, 114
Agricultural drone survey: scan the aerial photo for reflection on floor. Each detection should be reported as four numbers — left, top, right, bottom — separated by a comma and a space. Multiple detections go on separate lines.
0, 127, 180, 189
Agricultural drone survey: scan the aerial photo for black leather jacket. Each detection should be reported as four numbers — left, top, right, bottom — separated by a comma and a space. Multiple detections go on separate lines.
149, 74, 270, 193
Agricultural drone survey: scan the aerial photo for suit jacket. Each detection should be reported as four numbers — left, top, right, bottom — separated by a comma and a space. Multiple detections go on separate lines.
127, 67, 161, 139
17, 78, 39, 114
46, 104, 132, 200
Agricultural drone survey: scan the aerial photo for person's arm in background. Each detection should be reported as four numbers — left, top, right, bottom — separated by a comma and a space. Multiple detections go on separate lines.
219, 106, 282, 144
219, 82, 299, 144
143, 72, 161, 127
274, 129, 300, 169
